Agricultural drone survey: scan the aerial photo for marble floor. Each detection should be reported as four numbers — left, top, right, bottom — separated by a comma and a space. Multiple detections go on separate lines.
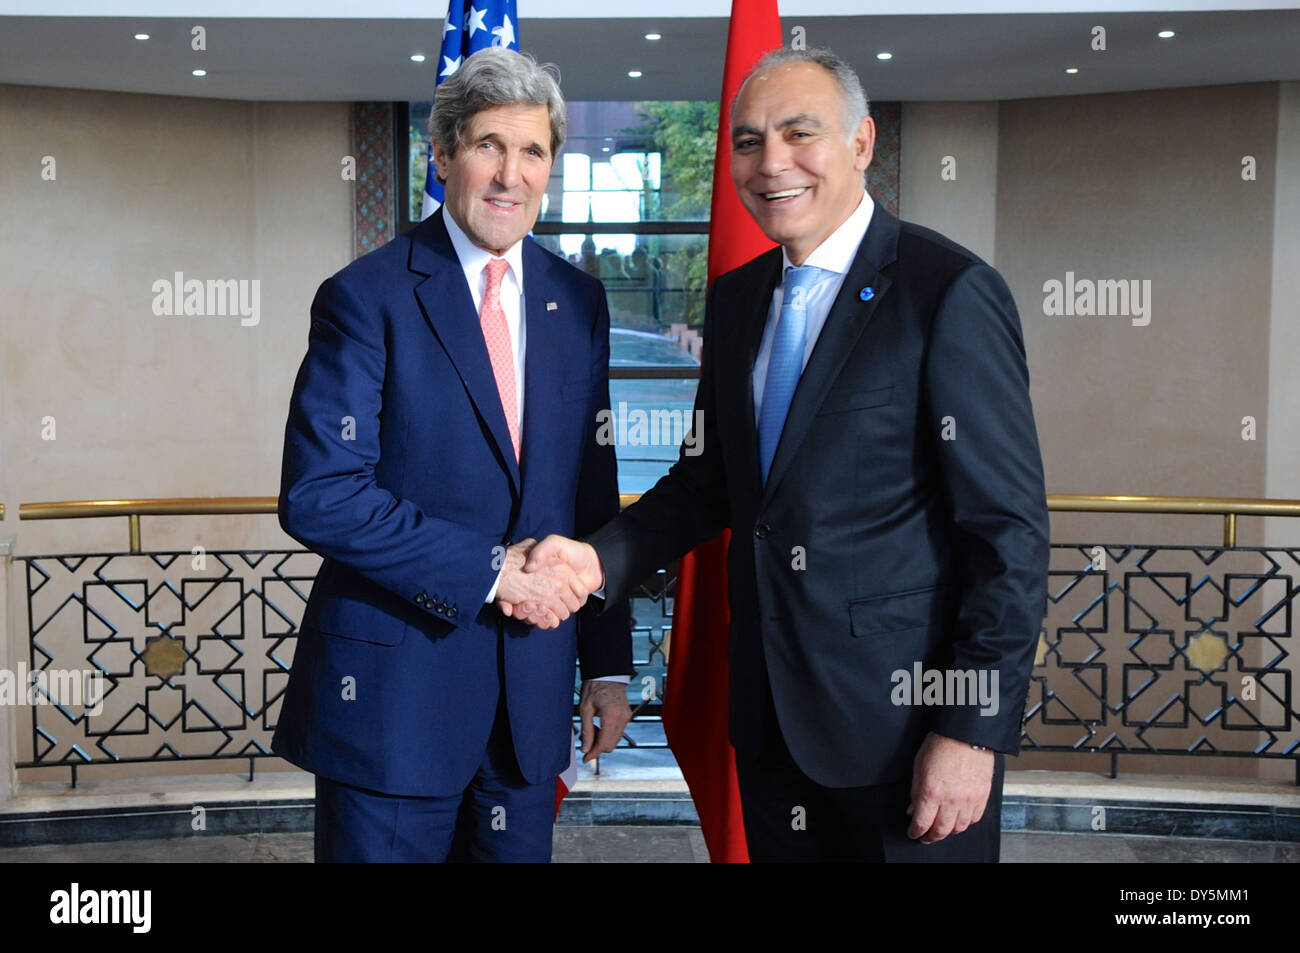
0, 828, 1295, 863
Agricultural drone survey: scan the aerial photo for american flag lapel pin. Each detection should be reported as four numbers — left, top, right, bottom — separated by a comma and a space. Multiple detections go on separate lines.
546, 301, 558, 311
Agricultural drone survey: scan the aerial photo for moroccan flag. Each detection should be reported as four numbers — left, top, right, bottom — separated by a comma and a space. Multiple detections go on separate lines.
662, 0, 781, 864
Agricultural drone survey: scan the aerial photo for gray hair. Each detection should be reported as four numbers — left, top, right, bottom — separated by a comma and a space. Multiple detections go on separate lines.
428, 46, 566, 184
733, 47, 871, 142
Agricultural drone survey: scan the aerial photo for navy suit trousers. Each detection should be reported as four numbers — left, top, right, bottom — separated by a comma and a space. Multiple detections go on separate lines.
313, 690, 556, 863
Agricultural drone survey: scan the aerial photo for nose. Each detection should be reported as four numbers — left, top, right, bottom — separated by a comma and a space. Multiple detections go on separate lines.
496, 149, 522, 190
756, 133, 791, 179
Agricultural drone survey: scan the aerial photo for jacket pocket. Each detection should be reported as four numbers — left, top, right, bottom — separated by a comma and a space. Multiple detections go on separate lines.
308, 593, 409, 646
848, 584, 947, 637
816, 385, 893, 416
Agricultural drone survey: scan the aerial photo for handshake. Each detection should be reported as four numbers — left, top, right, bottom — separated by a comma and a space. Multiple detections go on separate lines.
494, 535, 605, 629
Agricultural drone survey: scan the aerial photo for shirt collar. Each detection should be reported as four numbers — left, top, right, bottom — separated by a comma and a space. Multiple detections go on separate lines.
780, 189, 874, 277
442, 205, 526, 291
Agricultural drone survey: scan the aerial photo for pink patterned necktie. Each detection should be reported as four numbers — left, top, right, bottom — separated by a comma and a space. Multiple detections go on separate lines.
480, 258, 521, 462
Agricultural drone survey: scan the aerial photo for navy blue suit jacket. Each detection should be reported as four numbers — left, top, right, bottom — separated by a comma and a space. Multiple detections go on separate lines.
272, 208, 633, 797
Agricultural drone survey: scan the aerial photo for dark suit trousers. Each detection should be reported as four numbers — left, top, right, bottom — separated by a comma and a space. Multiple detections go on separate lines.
736, 682, 1004, 863
313, 689, 556, 863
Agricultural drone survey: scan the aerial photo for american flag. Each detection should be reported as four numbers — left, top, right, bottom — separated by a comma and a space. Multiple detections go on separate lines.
422, 0, 520, 219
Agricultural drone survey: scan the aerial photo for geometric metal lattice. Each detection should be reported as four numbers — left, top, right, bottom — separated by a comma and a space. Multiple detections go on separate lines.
16, 544, 1299, 784
16, 551, 319, 781
1026, 544, 1299, 777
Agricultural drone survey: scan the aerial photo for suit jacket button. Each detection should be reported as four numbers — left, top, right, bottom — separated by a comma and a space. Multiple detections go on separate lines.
414, 592, 427, 605
448, 606, 458, 618
754, 522, 771, 539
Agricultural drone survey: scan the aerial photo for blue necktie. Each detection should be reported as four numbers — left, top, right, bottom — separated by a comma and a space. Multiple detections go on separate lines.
758, 265, 826, 484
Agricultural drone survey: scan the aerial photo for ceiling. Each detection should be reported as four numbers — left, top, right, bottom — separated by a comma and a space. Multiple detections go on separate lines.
0, 9, 1296, 104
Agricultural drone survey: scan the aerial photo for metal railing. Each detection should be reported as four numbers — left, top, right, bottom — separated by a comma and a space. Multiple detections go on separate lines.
17, 493, 1299, 551
9, 493, 1300, 785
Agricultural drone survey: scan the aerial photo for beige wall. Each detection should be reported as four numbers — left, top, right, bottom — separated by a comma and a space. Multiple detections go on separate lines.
904, 84, 1291, 543
900, 101, 999, 265
997, 83, 1279, 546
1266, 81, 1300, 547
0, 85, 352, 556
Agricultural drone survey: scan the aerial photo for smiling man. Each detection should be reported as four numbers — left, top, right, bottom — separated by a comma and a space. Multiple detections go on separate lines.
520, 48, 1050, 862
273, 46, 633, 862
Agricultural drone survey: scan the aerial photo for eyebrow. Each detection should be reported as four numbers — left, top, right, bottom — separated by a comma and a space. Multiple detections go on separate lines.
731, 113, 825, 140
475, 130, 549, 157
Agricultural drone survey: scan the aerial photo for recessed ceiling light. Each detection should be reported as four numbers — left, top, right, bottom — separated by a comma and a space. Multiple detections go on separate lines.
876, 52, 893, 61
192, 69, 207, 77
134, 33, 150, 41
645, 33, 662, 41
1065, 67, 1079, 74
1157, 30, 1175, 39
602, 147, 611, 152
628, 70, 642, 78
410, 53, 426, 63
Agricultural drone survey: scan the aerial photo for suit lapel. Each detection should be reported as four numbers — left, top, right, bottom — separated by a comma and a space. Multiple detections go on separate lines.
760, 206, 901, 505
519, 240, 563, 500
409, 208, 521, 495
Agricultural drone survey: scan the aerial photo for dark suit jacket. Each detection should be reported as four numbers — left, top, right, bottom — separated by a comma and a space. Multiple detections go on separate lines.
272, 208, 632, 797
589, 205, 1049, 788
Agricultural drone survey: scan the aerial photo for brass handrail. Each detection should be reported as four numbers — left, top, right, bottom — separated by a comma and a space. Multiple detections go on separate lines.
1047, 494, 1300, 547
19, 497, 278, 553
17, 494, 1300, 552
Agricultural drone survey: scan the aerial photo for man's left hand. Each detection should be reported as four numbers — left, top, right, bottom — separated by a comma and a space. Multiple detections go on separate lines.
578, 680, 631, 764
906, 731, 995, 844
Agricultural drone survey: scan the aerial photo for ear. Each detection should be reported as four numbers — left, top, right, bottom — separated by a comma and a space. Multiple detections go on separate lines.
852, 115, 876, 173
431, 139, 452, 186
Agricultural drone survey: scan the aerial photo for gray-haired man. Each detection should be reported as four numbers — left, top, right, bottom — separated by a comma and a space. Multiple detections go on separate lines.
273, 46, 633, 862
517, 47, 1048, 862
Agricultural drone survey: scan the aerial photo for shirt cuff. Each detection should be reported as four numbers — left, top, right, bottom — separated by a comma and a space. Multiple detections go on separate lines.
484, 567, 503, 603
590, 675, 630, 684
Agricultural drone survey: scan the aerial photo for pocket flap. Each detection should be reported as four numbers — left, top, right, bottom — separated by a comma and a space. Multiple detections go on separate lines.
308, 593, 408, 646
849, 584, 947, 637
817, 385, 893, 415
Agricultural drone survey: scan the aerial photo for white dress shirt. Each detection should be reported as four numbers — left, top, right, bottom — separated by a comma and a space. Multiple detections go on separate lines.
752, 190, 875, 418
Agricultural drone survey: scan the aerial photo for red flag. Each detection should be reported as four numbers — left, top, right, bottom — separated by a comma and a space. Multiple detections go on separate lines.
554, 724, 578, 819
663, 0, 781, 864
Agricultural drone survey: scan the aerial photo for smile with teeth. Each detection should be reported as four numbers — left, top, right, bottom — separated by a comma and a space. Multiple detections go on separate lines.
487, 198, 519, 209
762, 187, 808, 201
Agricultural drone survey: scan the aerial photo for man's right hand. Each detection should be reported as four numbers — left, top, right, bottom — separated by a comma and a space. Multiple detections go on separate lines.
525, 535, 604, 589
495, 538, 592, 630
496, 535, 605, 629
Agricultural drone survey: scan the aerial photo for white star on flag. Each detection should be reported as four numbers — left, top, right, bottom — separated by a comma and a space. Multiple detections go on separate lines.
465, 6, 487, 36
442, 18, 457, 38
491, 15, 515, 48
440, 54, 462, 77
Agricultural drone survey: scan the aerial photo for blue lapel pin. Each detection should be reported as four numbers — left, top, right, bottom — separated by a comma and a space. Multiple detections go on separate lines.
859, 286, 875, 302
546, 301, 558, 311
